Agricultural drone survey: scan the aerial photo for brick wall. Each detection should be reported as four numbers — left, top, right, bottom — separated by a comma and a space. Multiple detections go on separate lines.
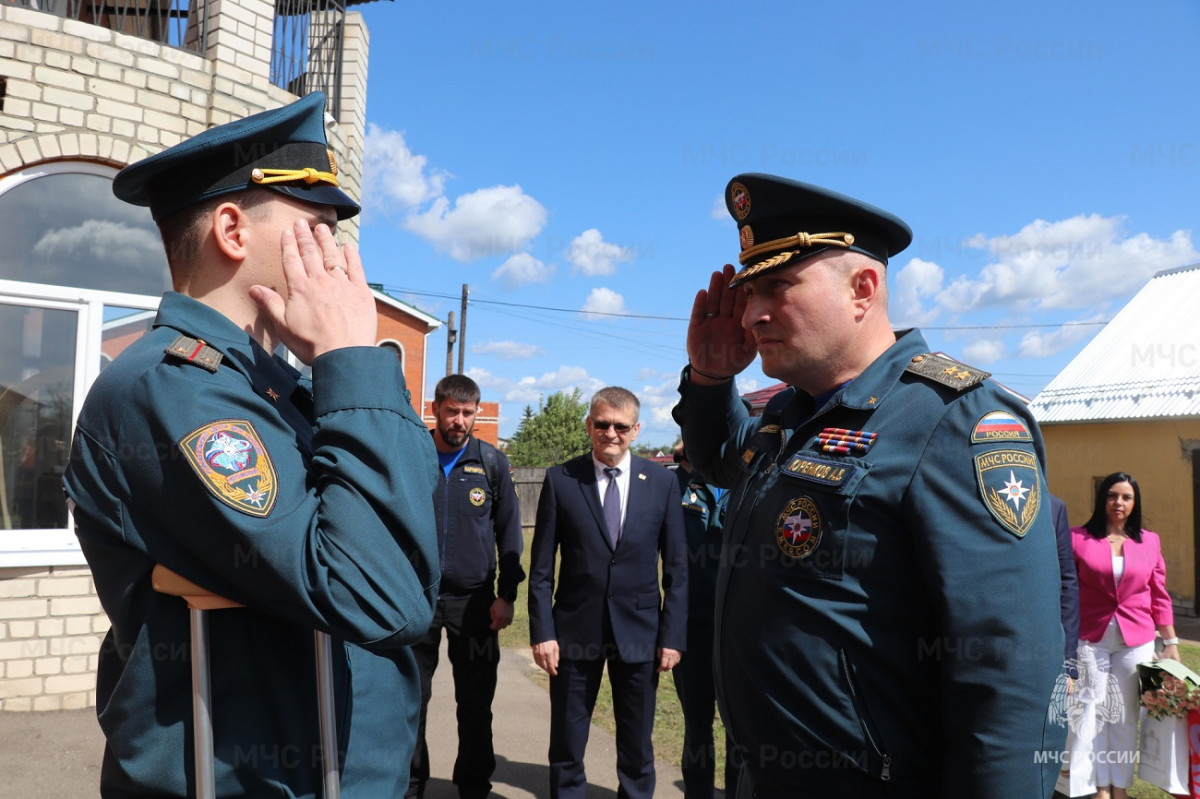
0, 1, 371, 711
0, 567, 108, 711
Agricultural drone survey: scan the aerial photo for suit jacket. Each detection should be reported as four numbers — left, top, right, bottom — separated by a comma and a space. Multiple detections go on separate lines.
1072, 526, 1173, 646
529, 453, 688, 663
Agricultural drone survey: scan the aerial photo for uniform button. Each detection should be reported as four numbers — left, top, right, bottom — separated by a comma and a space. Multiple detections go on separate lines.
610, 560, 616, 566
608, 593, 614, 599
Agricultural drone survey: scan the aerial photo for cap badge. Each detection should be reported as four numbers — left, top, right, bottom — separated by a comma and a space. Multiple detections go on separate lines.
739, 225, 755, 250
327, 148, 338, 177
730, 182, 751, 220
777, 496, 822, 558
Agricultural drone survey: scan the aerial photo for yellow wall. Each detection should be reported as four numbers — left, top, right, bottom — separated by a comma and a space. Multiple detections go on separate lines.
1041, 419, 1200, 604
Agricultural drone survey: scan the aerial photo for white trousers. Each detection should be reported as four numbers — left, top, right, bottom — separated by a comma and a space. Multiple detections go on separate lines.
1066, 619, 1154, 793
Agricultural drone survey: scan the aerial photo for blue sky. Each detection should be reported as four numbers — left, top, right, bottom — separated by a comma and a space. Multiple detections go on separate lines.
353, 0, 1200, 446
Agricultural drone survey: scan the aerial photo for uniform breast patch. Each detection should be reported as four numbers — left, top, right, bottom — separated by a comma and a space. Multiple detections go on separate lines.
777, 496, 822, 558
179, 420, 277, 517
468, 487, 487, 506
974, 449, 1042, 538
971, 410, 1032, 443
462, 465, 486, 475
782, 455, 855, 488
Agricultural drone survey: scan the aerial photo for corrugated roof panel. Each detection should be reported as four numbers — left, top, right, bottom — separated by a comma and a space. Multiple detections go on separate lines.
1031, 264, 1200, 423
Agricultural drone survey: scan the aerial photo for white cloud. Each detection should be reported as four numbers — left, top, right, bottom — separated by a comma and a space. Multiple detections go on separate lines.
404, 185, 548, 262
472, 340, 546, 360
567, 228, 633, 276
362, 124, 447, 214
890, 257, 945, 327
961, 338, 1007, 364
711, 194, 730, 222
492, 252, 555, 290
1015, 314, 1107, 358
580, 287, 627, 319
938, 215, 1197, 313
34, 220, 161, 265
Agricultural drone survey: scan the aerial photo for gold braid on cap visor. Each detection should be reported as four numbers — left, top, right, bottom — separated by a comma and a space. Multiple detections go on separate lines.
738, 231, 855, 265
251, 167, 340, 186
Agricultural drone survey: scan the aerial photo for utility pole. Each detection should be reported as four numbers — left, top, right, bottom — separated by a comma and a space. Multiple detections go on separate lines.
457, 283, 468, 375
444, 311, 456, 377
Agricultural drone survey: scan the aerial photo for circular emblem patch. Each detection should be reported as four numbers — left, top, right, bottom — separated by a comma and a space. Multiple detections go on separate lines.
777, 496, 821, 558
739, 224, 755, 250
730, 182, 751, 220
468, 487, 487, 507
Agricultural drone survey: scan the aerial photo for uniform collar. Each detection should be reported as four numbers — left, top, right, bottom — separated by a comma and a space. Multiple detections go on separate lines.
819, 329, 929, 412
153, 292, 301, 401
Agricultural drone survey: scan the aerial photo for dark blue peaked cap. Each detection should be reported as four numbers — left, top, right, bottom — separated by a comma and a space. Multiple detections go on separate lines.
725, 173, 912, 287
113, 92, 360, 222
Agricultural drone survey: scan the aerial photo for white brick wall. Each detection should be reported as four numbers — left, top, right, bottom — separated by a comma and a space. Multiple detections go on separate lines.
0, 567, 108, 712
0, 0, 370, 711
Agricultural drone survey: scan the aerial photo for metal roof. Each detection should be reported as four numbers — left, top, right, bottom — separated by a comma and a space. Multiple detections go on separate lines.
1030, 263, 1200, 423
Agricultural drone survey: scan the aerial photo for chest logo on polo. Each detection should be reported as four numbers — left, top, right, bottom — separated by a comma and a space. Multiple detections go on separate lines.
468, 487, 487, 506
179, 420, 277, 517
971, 410, 1032, 443
777, 496, 822, 558
974, 449, 1041, 538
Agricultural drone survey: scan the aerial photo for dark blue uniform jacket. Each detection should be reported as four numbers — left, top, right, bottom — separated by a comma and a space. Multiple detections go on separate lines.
433, 436, 524, 601
64, 293, 439, 798
673, 329, 1065, 799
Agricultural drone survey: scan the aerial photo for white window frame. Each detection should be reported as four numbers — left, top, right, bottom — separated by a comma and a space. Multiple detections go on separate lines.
0, 279, 161, 566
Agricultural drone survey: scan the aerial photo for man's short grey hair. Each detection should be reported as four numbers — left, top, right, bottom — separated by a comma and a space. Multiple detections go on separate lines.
589, 386, 640, 421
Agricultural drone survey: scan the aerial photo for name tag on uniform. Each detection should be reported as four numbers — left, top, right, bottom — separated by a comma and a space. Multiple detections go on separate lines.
462, 465, 486, 475
782, 455, 855, 488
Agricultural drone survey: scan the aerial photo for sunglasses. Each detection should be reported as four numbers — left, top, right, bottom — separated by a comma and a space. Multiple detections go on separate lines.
592, 420, 634, 433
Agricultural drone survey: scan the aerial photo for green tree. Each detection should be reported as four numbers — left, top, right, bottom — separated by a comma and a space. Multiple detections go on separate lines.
506, 389, 591, 467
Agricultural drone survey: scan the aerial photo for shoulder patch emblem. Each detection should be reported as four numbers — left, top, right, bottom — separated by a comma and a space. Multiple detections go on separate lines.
905, 353, 990, 391
165, 336, 223, 372
468, 487, 487, 507
777, 496, 822, 558
974, 448, 1042, 538
972, 410, 1033, 443
179, 420, 277, 517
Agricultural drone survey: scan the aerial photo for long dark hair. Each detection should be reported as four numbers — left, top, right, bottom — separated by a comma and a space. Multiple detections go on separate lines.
1083, 472, 1143, 542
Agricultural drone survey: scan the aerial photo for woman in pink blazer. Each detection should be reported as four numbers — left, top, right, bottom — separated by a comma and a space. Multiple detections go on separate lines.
1066, 472, 1178, 799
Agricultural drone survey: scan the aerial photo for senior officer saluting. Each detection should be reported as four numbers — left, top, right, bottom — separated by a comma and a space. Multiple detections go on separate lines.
64, 93, 439, 798
673, 174, 1065, 799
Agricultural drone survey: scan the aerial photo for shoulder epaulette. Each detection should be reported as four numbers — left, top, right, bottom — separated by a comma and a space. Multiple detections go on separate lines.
165, 335, 223, 373
904, 353, 989, 392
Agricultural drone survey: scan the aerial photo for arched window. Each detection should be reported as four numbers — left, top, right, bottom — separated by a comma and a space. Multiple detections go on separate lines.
378, 340, 405, 372
0, 162, 163, 562
0, 161, 169, 294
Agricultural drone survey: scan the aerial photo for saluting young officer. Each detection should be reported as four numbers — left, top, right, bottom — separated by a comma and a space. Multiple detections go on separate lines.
63, 93, 440, 798
408, 374, 524, 799
674, 174, 1065, 799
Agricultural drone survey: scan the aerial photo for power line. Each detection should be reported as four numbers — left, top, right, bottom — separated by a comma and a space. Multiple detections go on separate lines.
379, 283, 1112, 331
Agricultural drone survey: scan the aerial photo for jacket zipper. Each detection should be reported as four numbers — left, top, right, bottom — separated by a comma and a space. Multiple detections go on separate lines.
839, 650, 892, 781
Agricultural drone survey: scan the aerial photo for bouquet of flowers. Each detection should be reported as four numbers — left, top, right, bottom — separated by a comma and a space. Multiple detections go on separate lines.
1140, 659, 1200, 720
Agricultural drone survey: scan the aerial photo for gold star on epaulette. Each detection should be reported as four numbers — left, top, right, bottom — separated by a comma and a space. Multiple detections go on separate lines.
867, 396, 879, 405
266, 388, 280, 401
906, 353, 991, 392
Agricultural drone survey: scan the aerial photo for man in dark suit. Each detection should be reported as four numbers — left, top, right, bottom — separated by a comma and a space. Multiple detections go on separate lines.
529, 386, 688, 799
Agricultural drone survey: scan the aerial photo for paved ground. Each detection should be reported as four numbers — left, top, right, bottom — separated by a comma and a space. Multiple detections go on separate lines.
8, 616, 1200, 798
0, 644, 688, 799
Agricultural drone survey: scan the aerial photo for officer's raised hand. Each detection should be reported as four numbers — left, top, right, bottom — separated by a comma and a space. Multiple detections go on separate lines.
687, 263, 756, 385
250, 218, 378, 364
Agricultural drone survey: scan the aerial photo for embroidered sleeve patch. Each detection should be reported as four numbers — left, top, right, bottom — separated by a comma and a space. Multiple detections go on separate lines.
179, 420, 277, 517
974, 449, 1042, 538
971, 410, 1033, 443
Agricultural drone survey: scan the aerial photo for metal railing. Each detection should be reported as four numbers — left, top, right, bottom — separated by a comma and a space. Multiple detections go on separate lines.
10, 0, 355, 116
